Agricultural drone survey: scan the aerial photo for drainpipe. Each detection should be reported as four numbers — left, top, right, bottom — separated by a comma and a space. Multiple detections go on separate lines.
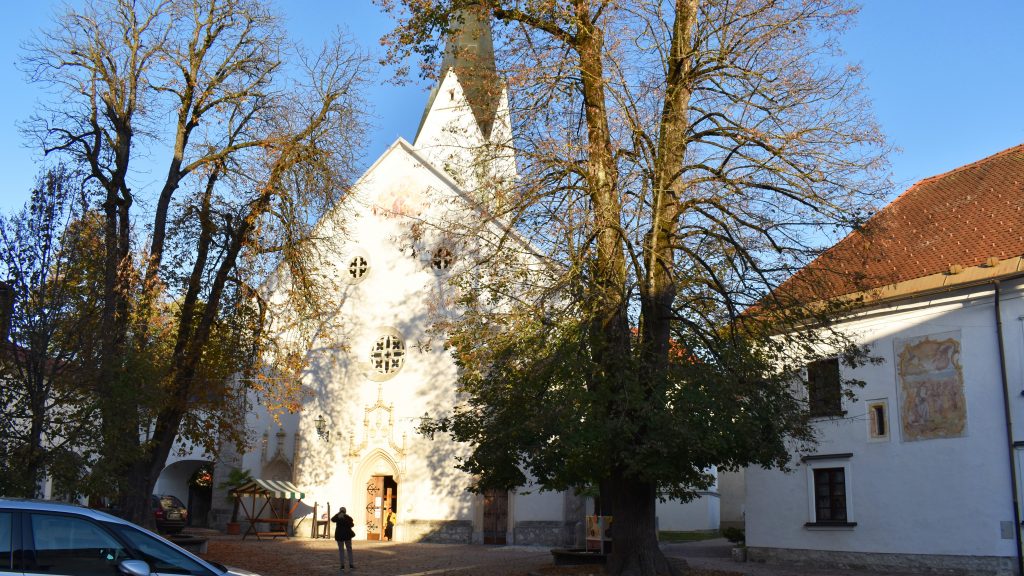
994, 279, 1024, 576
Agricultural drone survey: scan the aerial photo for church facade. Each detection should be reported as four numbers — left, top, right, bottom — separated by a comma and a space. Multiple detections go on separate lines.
189, 11, 723, 544
240, 12, 580, 546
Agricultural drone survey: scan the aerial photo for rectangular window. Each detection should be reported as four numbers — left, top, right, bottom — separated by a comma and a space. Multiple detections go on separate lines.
813, 468, 848, 522
803, 454, 856, 528
868, 400, 889, 441
808, 358, 842, 416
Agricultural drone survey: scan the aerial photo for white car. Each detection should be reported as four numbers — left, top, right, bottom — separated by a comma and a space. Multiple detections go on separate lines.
0, 498, 261, 576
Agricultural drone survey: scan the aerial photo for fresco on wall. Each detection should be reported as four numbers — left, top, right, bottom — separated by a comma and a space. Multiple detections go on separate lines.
373, 180, 429, 218
895, 331, 966, 441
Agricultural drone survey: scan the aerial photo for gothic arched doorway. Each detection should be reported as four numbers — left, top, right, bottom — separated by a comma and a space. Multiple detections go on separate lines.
354, 450, 400, 541
365, 475, 398, 541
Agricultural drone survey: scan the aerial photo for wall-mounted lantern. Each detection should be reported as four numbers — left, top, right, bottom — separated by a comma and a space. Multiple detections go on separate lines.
315, 414, 331, 442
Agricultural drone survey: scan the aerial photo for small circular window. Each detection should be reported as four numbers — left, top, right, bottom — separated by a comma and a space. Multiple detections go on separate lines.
369, 332, 405, 378
348, 256, 369, 281
431, 246, 454, 271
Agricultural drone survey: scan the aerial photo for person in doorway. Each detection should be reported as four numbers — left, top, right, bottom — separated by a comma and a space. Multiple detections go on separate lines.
384, 508, 396, 541
331, 506, 356, 570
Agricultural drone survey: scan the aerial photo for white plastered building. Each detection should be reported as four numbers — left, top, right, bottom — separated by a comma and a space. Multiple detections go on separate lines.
745, 144, 1024, 575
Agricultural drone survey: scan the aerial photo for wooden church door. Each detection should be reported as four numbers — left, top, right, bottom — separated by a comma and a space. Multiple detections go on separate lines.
482, 489, 508, 545
365, 475, 397, 541
366, 477, 383, 540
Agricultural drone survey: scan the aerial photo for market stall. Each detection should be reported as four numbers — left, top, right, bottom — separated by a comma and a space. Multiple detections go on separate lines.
230, 479, 305, 540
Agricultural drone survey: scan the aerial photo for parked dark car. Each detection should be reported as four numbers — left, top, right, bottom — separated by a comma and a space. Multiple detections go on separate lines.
151, 494, 188, 534
0, 498, 261, 575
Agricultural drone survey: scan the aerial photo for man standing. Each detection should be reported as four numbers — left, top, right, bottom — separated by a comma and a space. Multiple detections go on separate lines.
331, 506, 356, 570
384, 508, 396, 541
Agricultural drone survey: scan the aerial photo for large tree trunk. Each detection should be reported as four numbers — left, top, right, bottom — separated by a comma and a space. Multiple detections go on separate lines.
121, 179, 257, 528
122, 460, 158, 530
99, 182, 140, 513
572, 7, 674, 575
606, 470, 681, 576
642, 0, 696, 369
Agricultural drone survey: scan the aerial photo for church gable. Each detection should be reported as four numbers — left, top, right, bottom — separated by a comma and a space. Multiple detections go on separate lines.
413, 70, 514, 199
304, 139, 473, 360
410, 6, 515, 205
355, 139, 465, 221
414, 5, 501, 144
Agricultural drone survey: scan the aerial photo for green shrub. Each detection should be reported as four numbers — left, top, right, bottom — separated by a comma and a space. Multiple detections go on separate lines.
721, 527, 745, 544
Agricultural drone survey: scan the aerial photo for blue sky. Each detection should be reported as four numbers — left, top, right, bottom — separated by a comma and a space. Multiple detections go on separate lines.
0, 1, 1021, 213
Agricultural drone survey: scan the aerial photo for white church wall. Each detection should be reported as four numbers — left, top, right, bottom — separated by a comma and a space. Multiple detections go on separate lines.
285, 143, 488, 543
513, 488, 565, 522
236, 386, 300, 479
505, 485, 583, 546
717, 468, 745, 530
657, 493, 720, 532
746, 278, 1024, 573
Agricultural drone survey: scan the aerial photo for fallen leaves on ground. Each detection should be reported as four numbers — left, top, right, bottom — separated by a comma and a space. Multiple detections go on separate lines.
530, 565, 741, 576
200, 539, 741, 576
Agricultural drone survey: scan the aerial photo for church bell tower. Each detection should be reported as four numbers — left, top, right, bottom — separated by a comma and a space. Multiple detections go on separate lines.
413, 5, 516, 200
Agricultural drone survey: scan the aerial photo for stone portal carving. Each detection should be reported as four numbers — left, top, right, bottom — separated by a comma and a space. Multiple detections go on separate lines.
349, 384, 407, 460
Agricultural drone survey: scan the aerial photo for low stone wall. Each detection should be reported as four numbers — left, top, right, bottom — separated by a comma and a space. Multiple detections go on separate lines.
747, 547, 1016, 576
404, 520, 473, 544
514, 521, 574, 547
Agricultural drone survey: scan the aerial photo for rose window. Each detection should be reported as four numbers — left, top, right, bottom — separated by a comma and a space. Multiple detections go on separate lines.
431, 246, 453, 271
348, 256, 369, 280
370, 334, 405, 376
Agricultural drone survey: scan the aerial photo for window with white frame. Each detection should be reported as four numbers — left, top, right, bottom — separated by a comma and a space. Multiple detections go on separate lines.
803, 454, 856, 527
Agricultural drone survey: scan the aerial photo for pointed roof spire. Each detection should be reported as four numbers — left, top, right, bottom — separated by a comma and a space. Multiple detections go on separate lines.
416, 4, 501, 140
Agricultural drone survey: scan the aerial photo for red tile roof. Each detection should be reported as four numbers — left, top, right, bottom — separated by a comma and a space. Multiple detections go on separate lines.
777, 144, 1024, 303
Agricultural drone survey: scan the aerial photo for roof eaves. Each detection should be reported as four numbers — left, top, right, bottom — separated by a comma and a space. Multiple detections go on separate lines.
813, 255, 1024, 309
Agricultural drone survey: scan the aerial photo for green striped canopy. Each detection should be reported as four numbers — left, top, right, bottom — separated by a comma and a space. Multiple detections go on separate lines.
231, 479, 305, 499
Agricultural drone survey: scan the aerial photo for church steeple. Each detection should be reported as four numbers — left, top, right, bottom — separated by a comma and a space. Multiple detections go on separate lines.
415, 5, 502, 141
412, 4, 516, 207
